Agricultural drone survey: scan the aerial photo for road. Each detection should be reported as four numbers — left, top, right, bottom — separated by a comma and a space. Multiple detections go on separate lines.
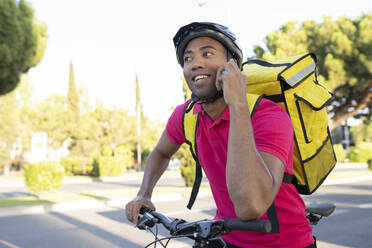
304, 179, 372, 248
1, 179, 372, 248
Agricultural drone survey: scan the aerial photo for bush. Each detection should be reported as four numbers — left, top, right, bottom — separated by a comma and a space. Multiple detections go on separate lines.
175, 144, 196, 187
24, 162, 64, 196
349, 142, 372, 163
115, 145, 135, 169
180, 163, 196, 187
333, 144, 347, 162
60, 156, 93, 176
92, 156, 126, 177
367, 159, 372, 171
91, 144, 134, 177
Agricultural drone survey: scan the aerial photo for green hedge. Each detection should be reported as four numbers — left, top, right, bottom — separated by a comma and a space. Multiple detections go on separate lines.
92, 156, 126, 177
176, 144, 196, 187
349, 142, 372, 163
367, 159, 372, 171
24, 162, 64, 196
60, 156, 93, 175
91, 145, 135, 177
180, 163, 196, 187
333, 144, 347, 163
114, 146, 135, 169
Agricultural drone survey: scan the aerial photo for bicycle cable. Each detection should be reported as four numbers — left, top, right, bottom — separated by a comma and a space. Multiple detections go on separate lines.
144, 234, 195, 248
146, 224, 167, 248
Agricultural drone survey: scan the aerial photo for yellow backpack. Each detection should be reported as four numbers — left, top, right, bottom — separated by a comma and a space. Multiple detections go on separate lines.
183, 53, 337, 210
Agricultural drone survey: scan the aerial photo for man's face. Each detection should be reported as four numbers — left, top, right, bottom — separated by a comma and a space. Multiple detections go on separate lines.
182, 37, 227, 100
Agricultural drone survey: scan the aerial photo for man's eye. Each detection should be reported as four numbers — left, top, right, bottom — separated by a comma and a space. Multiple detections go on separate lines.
184, 56, 191, 63
203, 51, 213, 57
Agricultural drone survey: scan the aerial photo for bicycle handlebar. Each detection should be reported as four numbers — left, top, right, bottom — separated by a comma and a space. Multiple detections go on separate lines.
137, 203, 335, 247
223, 218, 271, 233
138, 207, 271, 235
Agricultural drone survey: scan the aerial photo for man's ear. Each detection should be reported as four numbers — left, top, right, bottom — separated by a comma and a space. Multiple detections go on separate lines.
226, 51, 238, 66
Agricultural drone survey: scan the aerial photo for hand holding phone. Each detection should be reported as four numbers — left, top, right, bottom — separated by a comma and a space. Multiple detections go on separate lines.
221, 70, 228, 90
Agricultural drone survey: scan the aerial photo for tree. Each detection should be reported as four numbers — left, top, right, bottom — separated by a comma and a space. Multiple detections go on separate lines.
0, 0, 48, 95
135, 74, 143, 169
15, 74, 36, 168
67, 61, 82, 154
253, 12, 372, 130
67, 61, 80, 120
79, 102, 138, 158
32, 94, 75, 150
0, 91, 19, 173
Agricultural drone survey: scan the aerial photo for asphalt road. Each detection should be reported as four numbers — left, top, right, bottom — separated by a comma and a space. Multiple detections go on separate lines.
304, 179, 372, 248
1, 179, 372, 248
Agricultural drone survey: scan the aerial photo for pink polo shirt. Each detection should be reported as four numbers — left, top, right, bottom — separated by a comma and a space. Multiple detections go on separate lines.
166, 98, 313, 248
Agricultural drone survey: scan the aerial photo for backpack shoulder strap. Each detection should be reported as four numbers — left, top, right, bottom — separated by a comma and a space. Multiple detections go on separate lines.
182, 95, 263, 210
183, 101, 199, 156
246, 93, 263, 117
182, 101, 202, 209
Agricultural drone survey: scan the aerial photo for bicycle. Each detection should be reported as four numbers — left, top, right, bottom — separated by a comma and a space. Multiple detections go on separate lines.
137, 202, 336, 248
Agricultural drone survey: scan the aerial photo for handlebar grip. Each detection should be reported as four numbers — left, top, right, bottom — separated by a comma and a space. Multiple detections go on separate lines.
139, 207, 153, 214
224, 219, 272, 233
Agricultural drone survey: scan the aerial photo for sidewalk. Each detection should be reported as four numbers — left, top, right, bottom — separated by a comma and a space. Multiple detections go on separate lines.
1, 164, 371, 218
0, 169, 181, 188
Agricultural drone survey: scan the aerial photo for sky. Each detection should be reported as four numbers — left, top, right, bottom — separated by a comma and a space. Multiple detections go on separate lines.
27, 0, 371, 122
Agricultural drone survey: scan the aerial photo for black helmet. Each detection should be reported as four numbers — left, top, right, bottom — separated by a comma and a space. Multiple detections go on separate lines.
173, 22, 243, 68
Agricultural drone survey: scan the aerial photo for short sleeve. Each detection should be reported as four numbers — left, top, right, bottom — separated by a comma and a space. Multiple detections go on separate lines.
252, 99, 294, 170
165, 101, 189, 145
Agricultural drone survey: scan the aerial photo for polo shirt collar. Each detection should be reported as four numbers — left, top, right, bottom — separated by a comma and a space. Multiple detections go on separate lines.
193, 102, 230, 126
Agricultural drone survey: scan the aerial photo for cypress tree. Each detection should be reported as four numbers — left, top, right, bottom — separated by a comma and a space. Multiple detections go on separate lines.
67, 61, 80, 120
135, 74, 142, 169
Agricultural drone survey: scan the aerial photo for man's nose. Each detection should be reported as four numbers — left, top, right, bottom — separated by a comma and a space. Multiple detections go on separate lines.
192, 55, 205, 70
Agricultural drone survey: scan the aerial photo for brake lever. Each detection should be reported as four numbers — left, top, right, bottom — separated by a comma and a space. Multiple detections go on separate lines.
137, 212, 156, 230
174, 219, 225, 239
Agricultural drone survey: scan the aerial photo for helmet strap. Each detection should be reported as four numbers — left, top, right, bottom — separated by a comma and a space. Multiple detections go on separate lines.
191, 90, 223, 104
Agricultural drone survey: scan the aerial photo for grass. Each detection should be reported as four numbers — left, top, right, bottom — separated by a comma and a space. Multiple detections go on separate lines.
0, 196, 54, 208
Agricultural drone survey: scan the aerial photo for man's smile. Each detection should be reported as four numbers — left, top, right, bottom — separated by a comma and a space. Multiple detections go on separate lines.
192, 74, 211, 85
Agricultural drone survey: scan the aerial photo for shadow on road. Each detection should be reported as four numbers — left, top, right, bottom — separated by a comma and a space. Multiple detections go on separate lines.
50, 211, 141, 248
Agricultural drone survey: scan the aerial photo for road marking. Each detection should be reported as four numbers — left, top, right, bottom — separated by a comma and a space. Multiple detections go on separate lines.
330, 209, 349, 216
324, 176, 372, 185
0, 240, 20, 248
316, 240, 351, 248
358, 203, 372, 208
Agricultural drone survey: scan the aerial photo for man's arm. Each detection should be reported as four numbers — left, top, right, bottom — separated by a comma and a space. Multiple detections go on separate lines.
227, 103, 284, 220
217, 59, 285, 220
125, 131, 180, 226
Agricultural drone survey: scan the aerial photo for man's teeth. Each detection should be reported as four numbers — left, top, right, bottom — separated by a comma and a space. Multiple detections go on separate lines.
195, 75, 208, 81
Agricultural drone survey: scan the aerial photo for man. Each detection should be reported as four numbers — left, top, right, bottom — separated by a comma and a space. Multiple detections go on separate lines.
126, 22, 314, 248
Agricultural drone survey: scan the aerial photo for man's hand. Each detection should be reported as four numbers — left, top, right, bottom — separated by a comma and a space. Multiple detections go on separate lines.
125, 196, 155, 227
216, 58, 247, 106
